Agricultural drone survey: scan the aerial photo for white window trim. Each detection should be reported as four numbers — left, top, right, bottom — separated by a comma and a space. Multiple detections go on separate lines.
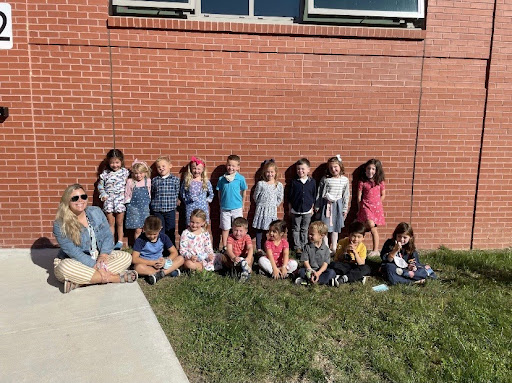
307, 0, 425, 19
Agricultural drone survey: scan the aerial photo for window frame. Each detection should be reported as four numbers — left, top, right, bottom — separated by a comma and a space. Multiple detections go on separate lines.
307, 0, 425, 19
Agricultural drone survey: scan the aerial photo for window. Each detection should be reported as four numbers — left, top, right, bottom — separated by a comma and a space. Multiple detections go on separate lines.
307, 0, 424, 19
112, 0, 425, 25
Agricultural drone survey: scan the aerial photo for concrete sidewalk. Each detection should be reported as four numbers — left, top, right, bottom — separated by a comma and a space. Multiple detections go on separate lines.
0, 249, 189, 383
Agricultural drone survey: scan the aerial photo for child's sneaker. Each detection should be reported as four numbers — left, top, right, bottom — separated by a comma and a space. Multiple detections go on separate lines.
147, 270, 165, 285
362, 276, 368, 285
239, 271, 250, 283
239, 259, 250, 273
295, 277, 306, 285
113, 241, 123, 250
332, 275, 348, 287
170, 269, 181, 277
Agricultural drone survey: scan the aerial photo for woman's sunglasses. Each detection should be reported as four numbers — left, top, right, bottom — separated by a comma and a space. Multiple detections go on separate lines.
70, 194, 88, 202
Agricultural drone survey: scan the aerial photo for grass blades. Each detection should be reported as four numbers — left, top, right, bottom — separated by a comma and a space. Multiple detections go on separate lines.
140, 249, 512, 383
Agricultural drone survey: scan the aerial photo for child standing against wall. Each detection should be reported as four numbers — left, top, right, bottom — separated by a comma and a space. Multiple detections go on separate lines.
357, 158, 386, 257
125, 159, 151, 241
216, 154, 248, 251
252, 159, 284, 253
150, 156, 180, 246
98, 149, 129, 250
288, 158, 316, 255
315, 155, 350, 253
179, 156, 214, 224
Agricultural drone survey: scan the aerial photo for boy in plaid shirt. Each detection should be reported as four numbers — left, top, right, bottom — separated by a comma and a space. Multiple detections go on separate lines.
150, 156, 180, 245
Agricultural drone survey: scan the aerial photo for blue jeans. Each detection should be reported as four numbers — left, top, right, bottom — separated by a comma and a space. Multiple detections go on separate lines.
298, 267, 336, 285
382, 262, 436, 285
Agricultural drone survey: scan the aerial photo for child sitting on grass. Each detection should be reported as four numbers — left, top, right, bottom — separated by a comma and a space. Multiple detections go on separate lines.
329, 221, 371, 286
380, 222, 437, 285
132, 216, 184, 285
222, 217, 253, 282
295, 221, 336, 286
258, 220, 298, 279
181, 209, 220, 272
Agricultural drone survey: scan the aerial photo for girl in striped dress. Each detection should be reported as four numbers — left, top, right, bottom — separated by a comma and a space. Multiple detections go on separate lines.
315, 155, 350, 252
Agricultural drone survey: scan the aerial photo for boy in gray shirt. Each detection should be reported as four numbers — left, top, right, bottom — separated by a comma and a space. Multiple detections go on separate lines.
295, 221, 336, 286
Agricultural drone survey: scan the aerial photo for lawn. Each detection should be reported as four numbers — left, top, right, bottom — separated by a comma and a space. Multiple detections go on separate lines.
140, 248, 512, 383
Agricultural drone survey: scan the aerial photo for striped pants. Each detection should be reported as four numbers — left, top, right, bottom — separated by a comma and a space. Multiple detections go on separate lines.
53, 251, 132, 285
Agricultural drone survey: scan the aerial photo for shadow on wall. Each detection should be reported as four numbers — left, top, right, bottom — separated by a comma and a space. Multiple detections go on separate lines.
30, 237, 62, 291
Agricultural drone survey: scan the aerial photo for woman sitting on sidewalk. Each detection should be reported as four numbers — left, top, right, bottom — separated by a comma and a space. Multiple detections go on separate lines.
53, 184, 138, 293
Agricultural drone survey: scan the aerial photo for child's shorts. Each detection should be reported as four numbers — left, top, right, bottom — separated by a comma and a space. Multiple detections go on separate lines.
220, 208, 243, 230
103, 194, 126, 214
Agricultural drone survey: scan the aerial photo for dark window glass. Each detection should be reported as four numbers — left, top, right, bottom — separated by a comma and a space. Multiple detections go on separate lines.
202, 0, 249, 15
254, 0, 300, 18
313, 0, 418, 12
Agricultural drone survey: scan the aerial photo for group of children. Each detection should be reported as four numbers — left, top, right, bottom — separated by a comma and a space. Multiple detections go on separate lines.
96, 149, 436, 285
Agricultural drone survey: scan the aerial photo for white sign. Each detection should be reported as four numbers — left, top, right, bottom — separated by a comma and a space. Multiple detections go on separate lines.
0, 3, 13, 50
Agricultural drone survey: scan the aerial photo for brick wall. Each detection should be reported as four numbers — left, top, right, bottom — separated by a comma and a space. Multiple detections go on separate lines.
0, 0, 510, 250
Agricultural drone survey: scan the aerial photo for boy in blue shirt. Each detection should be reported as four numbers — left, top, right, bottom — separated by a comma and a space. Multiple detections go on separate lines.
132, 216, 184, 285
150, 156, 180, 246
216, 154, 248, 251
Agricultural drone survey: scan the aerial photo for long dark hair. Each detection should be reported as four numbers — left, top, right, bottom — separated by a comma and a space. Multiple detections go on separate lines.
392, 222, 416, 255
362, 158, 385, 185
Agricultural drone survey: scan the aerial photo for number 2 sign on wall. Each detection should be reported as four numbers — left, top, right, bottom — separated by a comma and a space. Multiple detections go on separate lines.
0, 3, 13, 50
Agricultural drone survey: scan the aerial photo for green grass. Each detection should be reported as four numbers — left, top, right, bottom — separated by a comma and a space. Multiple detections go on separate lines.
140, 249, 512, 383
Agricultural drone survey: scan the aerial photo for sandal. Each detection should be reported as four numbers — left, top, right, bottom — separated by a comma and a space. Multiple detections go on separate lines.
119, 270, 138, 283
64, 279, 80, 293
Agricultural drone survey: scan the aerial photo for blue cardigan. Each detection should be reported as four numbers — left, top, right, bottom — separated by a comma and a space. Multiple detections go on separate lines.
289, 177, 317, 214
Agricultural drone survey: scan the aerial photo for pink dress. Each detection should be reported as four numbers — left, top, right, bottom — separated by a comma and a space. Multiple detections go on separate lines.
357, 180, 385, 226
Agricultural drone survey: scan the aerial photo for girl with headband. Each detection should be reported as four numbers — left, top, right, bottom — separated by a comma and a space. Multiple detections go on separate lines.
179, 156, 214, 224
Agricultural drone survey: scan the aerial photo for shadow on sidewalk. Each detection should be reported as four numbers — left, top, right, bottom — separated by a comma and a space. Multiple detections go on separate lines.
30, 237, 62, 290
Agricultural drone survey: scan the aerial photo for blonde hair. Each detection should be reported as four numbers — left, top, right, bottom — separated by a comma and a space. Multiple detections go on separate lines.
309, 221, 328, 236
190, 208, 209, 231
261, 160, 279, 182
155, 156, 171, 165
184, 157, 209, 191
131, 162, 151, 179
55, 184, 86, 245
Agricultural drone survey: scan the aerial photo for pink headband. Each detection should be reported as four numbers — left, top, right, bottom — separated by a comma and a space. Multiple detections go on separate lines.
191, 156, 205, 167
131, 158, 148, 169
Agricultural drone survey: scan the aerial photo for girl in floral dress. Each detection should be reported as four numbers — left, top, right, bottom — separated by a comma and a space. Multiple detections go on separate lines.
252, 159, 284, 253
180, 209, 220, 272
179, 156, 214, 224
357, 158, 386, 257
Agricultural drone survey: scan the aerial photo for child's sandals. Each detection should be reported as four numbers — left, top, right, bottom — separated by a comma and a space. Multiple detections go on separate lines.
119, 270, 138, 283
